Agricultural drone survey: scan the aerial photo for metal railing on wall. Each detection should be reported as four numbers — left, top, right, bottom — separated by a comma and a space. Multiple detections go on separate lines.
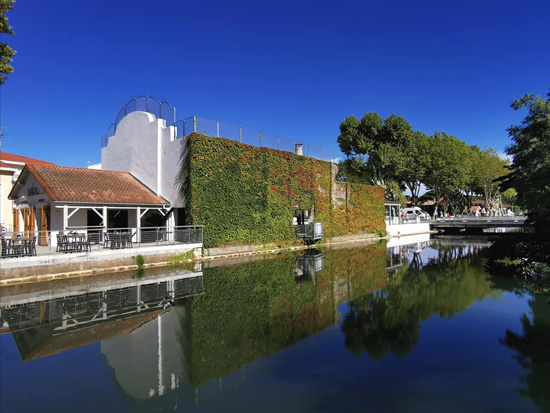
175, 115, 338, 162
101, 96, 176, 148
0, 225, 203, 259
100, 97, 339, 162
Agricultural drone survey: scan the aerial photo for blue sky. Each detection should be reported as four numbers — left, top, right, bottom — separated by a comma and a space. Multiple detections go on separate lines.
1, 0, 549, 167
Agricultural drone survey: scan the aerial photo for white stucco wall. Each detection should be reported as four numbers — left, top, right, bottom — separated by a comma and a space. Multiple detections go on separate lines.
101, 112, 185, 208
0, 172, 13, 230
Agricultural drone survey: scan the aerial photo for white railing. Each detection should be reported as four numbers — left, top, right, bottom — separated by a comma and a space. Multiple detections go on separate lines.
385, 215, 431, 226
0, 225, 203, 259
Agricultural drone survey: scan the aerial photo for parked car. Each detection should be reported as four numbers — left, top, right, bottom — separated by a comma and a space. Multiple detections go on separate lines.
402, 207, 430, 220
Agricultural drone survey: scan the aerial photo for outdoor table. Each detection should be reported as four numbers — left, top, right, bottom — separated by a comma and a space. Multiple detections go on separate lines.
62, 233, 89, 253
107, 232, 133, 249
1, 236, 36, 257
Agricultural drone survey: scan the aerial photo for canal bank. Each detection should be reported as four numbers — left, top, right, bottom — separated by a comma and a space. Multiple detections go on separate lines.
0, 226, 434, 286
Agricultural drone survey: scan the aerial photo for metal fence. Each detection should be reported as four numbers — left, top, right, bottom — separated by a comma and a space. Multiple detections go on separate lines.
175, 115, 337, 162
385, 215, 431, 226
0, 225, 203, 259
101, 96, 177, 148
101, 96, 339, 162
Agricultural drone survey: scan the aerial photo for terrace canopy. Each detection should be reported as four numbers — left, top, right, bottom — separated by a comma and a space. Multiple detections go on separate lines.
8, 164, 171, 239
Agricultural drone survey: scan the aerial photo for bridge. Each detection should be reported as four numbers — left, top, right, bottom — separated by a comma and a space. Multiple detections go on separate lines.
430, 216, 528, 233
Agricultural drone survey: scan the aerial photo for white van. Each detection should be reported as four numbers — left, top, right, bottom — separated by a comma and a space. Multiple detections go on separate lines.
402, 207, 430, 220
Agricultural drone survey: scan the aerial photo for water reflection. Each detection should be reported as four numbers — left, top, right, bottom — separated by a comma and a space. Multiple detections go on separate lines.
499, 293, 550, 413
2, 237, 549, 412
294, 249, 324, 283
182, 243, 388, 389
342, 240, 495, 359
0, 270, 204, 361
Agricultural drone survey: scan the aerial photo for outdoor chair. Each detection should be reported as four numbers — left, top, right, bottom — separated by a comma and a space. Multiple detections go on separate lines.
2, 237, 20, 258
23, 237, 37, 257
1, 237, 14, 258
103, 233, 111, 248
56, 234, 69, 252
79, 235, 91, 252
125, 232, 136, 248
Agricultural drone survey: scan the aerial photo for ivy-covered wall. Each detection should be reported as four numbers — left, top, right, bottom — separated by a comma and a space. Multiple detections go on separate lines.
184, 134, 385, 248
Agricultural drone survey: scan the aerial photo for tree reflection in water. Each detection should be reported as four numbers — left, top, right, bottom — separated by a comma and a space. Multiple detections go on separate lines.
342, 244, 494, 359
485, 233, 550, 412
500, 294, 550, 413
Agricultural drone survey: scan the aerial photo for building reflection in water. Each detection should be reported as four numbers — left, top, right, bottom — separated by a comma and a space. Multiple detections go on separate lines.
2, 236, 498, 410
294, 249, 324, 283
0, 270, 204, 357
385, 233, 432, 271
0, 242, 390, 409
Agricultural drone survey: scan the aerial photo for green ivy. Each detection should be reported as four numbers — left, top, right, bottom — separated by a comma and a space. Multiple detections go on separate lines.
184, 134, 385, 248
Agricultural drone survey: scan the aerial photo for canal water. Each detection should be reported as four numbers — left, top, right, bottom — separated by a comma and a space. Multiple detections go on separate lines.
1, 235, 549, 412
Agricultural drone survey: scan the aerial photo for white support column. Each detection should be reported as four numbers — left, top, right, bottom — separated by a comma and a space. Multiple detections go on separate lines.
63, 205, 68, 231
136, 207, 141, 243
167, 213, 175, 242
103, 206, 108, 231
157, 120, 162, 196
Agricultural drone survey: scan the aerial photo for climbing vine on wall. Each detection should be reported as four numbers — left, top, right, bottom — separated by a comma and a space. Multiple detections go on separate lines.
183, 134, 385, 247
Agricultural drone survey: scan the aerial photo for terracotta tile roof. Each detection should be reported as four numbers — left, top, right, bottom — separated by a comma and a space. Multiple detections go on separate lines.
25, 164, 168, 205
0, 151, 54, 166
0, 161, 14, 169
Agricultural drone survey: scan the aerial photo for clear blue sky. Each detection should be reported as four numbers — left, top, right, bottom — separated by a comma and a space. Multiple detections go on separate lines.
1, 0, 549, 167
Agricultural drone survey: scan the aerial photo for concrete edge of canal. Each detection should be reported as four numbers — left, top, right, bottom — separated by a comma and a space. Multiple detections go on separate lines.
1, 229, 436, 286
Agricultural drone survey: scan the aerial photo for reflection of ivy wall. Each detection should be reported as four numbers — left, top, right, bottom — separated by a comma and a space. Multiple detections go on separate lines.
184, 134, 385, 248
182, 243, 387, 387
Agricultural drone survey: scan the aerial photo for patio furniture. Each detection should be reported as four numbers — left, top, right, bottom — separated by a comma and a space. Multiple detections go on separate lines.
57, 234, 69, 252
1, 236, 35, 258
78, 234, 91, 252
66, 233, 86, 252
105, 232, 133, 249
1, 237, 15, 258
22, 236, 37, 257
103, 233, 111, 249
57, 233, 89, 253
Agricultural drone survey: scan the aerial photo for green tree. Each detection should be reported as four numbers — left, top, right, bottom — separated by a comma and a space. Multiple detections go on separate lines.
470, 148, 509, 215
337, 112, 414, 197
0, 0, 15, 85
464, 145, 482, 210
423, 132, 471, 217
502, 188, 518, 209
399, 131, 431, 206
504, 92, 550, 230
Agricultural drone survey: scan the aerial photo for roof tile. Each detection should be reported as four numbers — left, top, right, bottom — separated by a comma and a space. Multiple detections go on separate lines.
0, 151, 54, 166
26, 164, 167, 205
